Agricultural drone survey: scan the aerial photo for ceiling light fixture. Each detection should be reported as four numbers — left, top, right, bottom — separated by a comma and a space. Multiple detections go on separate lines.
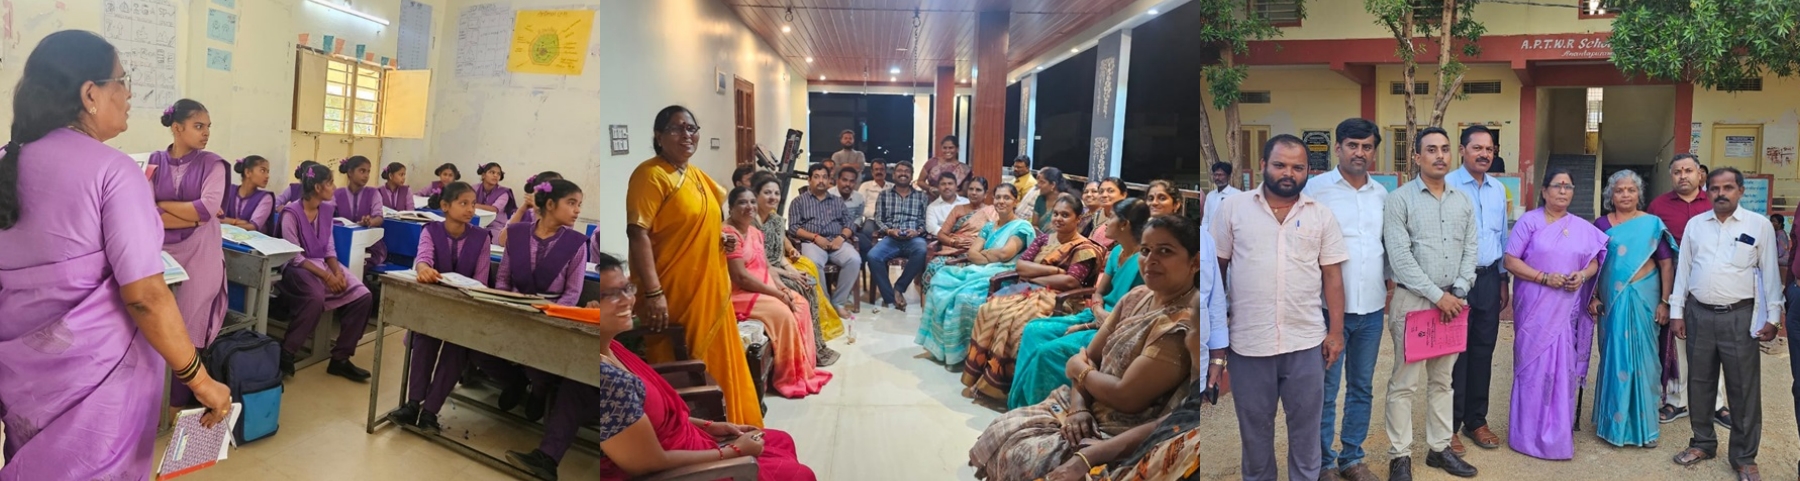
805, 57, 814, 63
890, 76, 897, 82
306, 0, 389, 26
1070, 47, 1080, 53
782, 5, 795, 33
819, 75, 826, 81
889, 67, 900, 74
1148, 8, 1159, 15
782, 25, 792, 33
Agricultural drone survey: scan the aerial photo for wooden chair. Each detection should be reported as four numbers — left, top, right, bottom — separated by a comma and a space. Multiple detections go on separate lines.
987, 272, 1095, 316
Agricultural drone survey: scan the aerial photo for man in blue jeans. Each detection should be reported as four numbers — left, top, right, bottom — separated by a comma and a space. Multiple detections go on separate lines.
868, 161, 931, 311
1301, 118, 1390, 481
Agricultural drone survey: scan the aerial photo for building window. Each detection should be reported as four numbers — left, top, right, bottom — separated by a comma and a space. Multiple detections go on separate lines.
1390, 81, 1429, 95
323, 57, 382, 136
1580, 0, 1621, 18
1462, 81, 1502, 95
1585, 88, 1603, 133
1721, 78, 1764, 92
1240, 91, 1272, 104
1390, 127, 1411, 174
1248, 0, 1303, 27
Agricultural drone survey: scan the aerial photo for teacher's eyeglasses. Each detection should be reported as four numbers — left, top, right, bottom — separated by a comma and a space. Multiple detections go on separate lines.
595, 284, 637, 304
1546, 183, 1576, 192
97, 73, 132, 91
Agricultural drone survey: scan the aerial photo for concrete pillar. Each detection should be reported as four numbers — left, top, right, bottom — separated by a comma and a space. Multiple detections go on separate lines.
934, 66, 956, 151
1087, 29, 1132, 179
1018, 74, 1037, 162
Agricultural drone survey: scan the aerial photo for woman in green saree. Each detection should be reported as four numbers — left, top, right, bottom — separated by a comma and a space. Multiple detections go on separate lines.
917, 183, 1037, 367
1004, 198, 1151, 409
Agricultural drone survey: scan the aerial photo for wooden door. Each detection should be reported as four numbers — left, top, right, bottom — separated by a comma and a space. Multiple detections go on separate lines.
734, 77, 756, 168
1239, 125, 1271, 188
1711, 124, 1763, 174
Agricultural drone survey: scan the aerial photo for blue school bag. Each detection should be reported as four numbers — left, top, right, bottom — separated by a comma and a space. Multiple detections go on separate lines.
202, 329, 285, 444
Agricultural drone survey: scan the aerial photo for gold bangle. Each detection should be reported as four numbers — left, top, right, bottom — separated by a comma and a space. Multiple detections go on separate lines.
1075, 452, 1094, 469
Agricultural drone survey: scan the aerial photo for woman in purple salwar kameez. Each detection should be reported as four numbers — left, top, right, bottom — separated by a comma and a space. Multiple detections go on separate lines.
278, 163, 375, 382
378, 162, 413, 212
335, 156, 388, 271
474, 162, 517, 242
1503, 169, 1608, 460
223, 155, 276, 235
0, 31, 229, 479
418, 162, 460, 200
150, 98, 232, 408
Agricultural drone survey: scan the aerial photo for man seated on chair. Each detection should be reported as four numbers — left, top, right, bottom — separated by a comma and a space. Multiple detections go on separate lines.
868, 161, 932, 311
790, 163, 865, 315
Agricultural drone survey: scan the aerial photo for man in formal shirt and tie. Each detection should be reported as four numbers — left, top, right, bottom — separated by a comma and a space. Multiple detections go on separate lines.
1303, 118, 1389, 481
1443, 124, 1509, 455
1667, 167, 1782, 480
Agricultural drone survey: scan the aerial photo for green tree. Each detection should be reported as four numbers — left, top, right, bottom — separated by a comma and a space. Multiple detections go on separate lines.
1196, 0, 1297, 188
1365, 0, 1484, 172
1609, 0, 1800, 91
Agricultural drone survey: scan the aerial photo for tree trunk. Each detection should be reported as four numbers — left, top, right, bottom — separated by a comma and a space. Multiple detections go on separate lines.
1401, 8, 1418, 175
1222, 53, 1246, 189
1197, 69, 1222, 176
1429, 0, 1466, 128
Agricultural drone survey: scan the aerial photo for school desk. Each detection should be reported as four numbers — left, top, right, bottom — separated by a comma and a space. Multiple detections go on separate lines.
332, 224, 386, 276
367, 275, 604, 478
221, 242, 299, 336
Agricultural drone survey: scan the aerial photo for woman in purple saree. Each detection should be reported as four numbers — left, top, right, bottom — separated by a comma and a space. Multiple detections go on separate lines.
1503, 169, 1607, 460
0, 31, 230, 479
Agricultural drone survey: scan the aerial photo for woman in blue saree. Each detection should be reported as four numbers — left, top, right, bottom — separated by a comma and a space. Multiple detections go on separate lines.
917, 183, 1036, 367
1589, 170, 1672, 448
1006, 198, 1150, 409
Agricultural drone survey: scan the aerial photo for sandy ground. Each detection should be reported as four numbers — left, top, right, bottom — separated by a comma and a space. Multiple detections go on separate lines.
1196, 321, 1800, 481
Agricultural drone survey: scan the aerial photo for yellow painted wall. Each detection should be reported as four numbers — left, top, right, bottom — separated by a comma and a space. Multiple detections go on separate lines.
1690, 74, 1800, 209
1275, 2, 1614, 41
1372, 64, 1523, 170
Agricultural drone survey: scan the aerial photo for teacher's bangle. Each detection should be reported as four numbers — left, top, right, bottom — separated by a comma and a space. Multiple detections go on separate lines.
644, 289, 665, 299
1210, 358, 1228, 367
1075, 452, 1094, 469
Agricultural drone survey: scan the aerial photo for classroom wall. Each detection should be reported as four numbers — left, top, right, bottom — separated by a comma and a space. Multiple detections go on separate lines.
1272, 1, 1615, 41
427, 0, 806, 252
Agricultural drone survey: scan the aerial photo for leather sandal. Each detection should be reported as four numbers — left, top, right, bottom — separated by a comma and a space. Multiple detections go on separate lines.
1672, 447, 1715, 466
1735, 464, 1760, 481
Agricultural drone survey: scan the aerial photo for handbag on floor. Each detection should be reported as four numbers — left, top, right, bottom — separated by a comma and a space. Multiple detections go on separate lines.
202, 329, 285, 444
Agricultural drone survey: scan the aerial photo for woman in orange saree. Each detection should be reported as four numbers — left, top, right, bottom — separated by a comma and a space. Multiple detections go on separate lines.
625, 106, 762, 426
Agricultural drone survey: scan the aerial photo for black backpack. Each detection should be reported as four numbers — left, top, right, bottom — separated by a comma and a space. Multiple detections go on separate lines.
202, 329, 285, 444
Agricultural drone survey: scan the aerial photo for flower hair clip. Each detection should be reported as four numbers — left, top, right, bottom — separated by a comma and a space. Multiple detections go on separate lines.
162, 104, 176, 117
304, 168, 317, 180
533, 182, 553, 193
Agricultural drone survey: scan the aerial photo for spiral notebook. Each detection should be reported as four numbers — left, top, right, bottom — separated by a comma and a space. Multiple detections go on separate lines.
156, 403, 242, 480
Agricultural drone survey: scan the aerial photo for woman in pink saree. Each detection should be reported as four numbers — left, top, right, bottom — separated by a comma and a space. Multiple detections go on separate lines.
0, 31, 230, 479
1503, 168, 1607, 460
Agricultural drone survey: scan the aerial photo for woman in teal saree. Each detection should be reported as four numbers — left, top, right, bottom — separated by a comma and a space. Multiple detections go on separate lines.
1589, 170, 1672, 448
1006, 198, 1150, 409
917, 183, 1037, 367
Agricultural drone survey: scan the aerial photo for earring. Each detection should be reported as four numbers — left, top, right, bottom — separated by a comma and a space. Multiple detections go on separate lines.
88, 107, 97, 114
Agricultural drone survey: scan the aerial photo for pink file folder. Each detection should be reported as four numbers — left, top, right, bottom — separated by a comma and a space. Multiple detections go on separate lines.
1404, 308, 1468, 363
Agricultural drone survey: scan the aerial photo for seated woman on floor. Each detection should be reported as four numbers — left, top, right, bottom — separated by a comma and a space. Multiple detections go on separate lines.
968, 215, 1202, 481
507, 253, 816, 480
924, 176, 997, 286
916, 183, 1037, 368
1004, 197, 1151, 409
724, 186, 833, 397
750, 172, 845, 366
961, 193, 1107, 402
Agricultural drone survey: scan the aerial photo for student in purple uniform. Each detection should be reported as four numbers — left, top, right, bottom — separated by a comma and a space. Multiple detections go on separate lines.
334, 155, 387, 272
496, 170, 563, 246
419, 162, 460, 199
483, 178, 588, 421
223, 155, 275, 234
151, 98, 233, 408
389, 181, 488, 433
474, 162, 517, 240
276, 159, 320, 210
278, 163, 375, 382
377, 162, 412, 212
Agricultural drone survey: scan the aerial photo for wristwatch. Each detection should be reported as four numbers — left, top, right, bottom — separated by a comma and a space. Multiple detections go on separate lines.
1210, 358, 1227, 367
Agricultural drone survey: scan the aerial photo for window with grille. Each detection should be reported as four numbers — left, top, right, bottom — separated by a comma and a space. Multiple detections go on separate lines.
1721, 78, 1764, 92
1391, 127, 1411, 173
1249, 0, 1303, 26
1579, 0, 1621, 18
323, 58, 382, 136
1241, 91, 1272, 104
1462, 81, 1502, 95
1390, 82, 1429, 95
1586, 88, 1603, 133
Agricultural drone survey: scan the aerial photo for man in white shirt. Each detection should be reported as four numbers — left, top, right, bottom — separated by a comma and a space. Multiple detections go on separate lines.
1204, 161, 1243, 227
1301, 118, 1391, 481
925, 172, 968, 235
1667, 167, 1783, 479
856, 160, 894, 221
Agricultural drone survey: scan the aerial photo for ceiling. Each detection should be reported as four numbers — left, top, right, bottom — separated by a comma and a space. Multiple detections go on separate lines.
724, 0, 1141, 86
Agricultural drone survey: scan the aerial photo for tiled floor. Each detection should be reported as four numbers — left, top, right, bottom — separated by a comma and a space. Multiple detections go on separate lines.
166, 302, 990, 480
